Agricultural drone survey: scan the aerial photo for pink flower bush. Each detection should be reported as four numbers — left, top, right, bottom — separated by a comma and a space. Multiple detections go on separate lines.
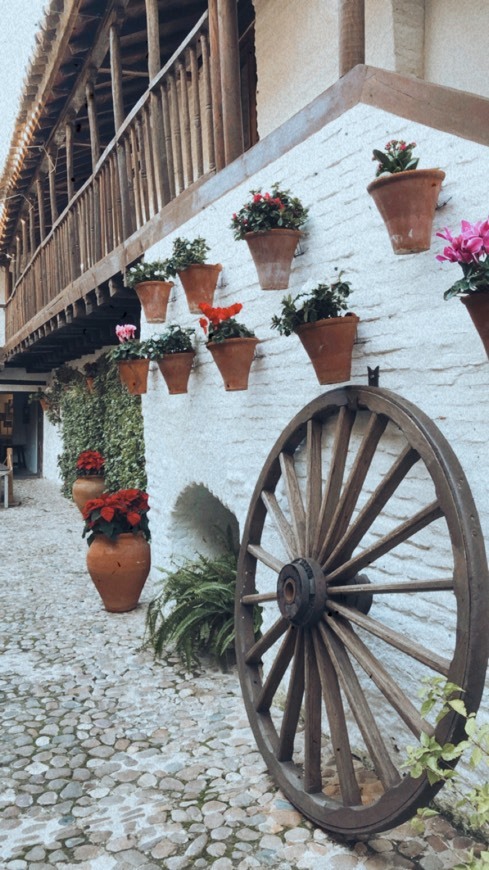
116, 324, 137, 342
436, 218, 489, 299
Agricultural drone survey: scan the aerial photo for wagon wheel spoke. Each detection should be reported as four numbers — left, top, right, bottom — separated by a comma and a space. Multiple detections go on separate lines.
304, 630, 322, 793
318, 412, 388, 563
325, 501, 444, 582
328, 601, 451, 675
245, 616, 288, 665
261, 490, 298, 560
279, 451, 306, 553
324, 445, 420, 572
327, 578, 454, 596
306, 420, 323, 556
256, 626, 297, 712
241, 590, 277, 605
325, 614, 434, 738
312, 406, 356, 559
277, 628, 305, 761
247, 543, 284, 574
318, 621, 401, 790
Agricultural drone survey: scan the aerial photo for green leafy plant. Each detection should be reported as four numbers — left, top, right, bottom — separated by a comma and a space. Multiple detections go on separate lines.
164, 236, 210, 276
145, 325, 195, 358
231, 182, 308, 240
198, 302, 255, 344
271, 276, 353, 336
372, 139, 419, 177
144, 535, 261, 670
124, 258, 171, 288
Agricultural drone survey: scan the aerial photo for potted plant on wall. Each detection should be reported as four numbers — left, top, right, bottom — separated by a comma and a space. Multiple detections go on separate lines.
145, 325, 196, 394
72, 450, 106, 514
437, 217, 489, 358
125, 258, 174, 323
231, 183, 308, 289
110, 324, 149, 395
164, 236, 222, 313
271, 275, 359, 384
367, 140, 445, 254
199, 302, 259, 391
82, 488, 151, 613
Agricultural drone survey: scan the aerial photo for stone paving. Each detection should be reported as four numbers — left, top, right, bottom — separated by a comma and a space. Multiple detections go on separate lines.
0, 478, 486, 869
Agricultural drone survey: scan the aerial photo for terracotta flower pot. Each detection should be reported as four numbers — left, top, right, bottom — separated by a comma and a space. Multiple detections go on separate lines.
134, 280, 174, 322
39, 398, 50, 412
244, 229, 303, 289
86, 532, 151, 613
207, 337, 259, 391
72, 475, 106, 514
296, 314, 359, 384
157, 351, 195, 394
367, 168, 445, 254
117, 359, 149, 395
178, 264, 222, 313
460, 293, 489, 359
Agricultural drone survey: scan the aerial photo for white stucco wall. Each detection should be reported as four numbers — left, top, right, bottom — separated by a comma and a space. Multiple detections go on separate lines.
425, 0, 489, 100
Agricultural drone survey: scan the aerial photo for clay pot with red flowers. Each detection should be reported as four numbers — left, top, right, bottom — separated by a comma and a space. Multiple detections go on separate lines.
271, 276, 358, 385
165, 236, 222, 313
72, 450, 106, 514
111, 324, 150, 395
199, 302, 259, 391
231, 184, 308, 290
82, 489, 151, 613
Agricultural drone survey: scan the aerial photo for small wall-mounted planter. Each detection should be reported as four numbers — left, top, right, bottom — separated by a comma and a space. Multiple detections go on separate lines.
367, 169, 445, 254
157, 351, 196, 394
117, 359, 149, 395
296, 314, 359, 384
207, 337, 259, 391
178, 264, 222, 313
460, 293, 489, 359
244, 229, 302, 289
134, 280, 174, 323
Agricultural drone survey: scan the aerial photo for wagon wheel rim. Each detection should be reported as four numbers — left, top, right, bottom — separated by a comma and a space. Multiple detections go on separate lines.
235, 386, 489, 836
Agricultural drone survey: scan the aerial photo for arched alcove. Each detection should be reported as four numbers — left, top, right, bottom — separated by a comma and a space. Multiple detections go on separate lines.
169, 483, 240, 560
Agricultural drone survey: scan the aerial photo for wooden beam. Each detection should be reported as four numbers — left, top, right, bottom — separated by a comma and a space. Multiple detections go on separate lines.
85, 79, 100, 170
217, 0, 244, 164
48, 148, 58, 224
208, 0, 225, 171
65, 122, 75, 201
145, 0, 161, 81
110, 24, 125, 132
339, 0, 365, 76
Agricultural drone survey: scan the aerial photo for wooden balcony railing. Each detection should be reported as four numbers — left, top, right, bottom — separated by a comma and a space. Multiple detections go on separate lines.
6, 11, 217, 342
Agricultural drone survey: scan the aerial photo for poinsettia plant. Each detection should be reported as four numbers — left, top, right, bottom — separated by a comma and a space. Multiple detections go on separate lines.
372, 140, 419, 177
436, 218, 489, 299
82, 489, 151, 545
76, 450, 104, 477
198, 302, 255, 343
110, 324, 148, 360
230, 183, 308, 240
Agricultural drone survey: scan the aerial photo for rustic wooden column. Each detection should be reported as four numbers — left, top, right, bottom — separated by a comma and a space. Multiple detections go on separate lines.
145, 0, 161, 81
21, 217, 28, 270
48, 149, 58, 225
85, 79, 100, 170
28, 198, 36, 254
65, 121, 75, 201
339, 0, 365, 76
36, 175, 46, 240
208, 0, 225, 171
217, 0, 244, 164
110, 23, 133, 236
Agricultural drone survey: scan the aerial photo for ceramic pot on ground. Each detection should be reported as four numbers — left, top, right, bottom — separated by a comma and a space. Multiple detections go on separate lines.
367, 169, 445, 254
296, 314, 359, 384
86, 532, 151, 613
244, 228, 303, 289
117, 359, 150, 395
72, 475, 106, 514
177, 264, 222, 313
157, 351, 195, 394
134, 280, 174, 322
461, 293, 489, 359
207, 337, 259, 391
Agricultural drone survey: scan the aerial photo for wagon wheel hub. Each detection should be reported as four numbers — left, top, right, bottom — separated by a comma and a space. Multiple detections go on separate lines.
277, 558, 327, 626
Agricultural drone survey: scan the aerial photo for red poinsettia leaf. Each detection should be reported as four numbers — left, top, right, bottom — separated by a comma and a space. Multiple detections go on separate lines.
100, 506, 115, 522
126, 511, 141, 526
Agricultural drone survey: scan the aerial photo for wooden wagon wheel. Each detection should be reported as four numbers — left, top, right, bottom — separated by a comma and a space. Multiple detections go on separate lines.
236, 386, 489, 836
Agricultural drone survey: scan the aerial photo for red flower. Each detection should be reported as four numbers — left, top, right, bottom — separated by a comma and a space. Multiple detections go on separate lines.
253, 193, 262, 203
100, 506, 115, 522
76, 450, 104, 473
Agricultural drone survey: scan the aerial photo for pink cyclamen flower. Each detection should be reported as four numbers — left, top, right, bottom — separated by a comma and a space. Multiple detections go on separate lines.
436, 218, 489, 265
115, 324, 137, 343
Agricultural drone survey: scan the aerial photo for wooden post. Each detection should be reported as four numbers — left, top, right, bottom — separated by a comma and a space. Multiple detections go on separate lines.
339, 0, 365, 76
29, 198, 36, 256
36, 175, 46, 241
110, 23, 133, 238
85, 79, 100, 170
200, 31, 216, 173
208, 0, 225, 171
21, 217, 28, 271
145, 0, 161, 81
217, 0, 244, 164
48, 148, 58, 225
189, 43, 204, 178
65, 121, 75, 201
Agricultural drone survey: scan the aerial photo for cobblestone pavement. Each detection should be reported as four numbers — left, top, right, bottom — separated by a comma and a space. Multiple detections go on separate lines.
0, 478, 486, 869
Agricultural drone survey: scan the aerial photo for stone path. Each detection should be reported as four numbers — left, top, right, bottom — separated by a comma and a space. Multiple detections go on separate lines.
0, 478, 485, 869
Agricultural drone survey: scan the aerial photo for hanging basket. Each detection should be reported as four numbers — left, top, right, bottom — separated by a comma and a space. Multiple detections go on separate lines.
178, 264, 222, 313
117, 359, 149, 395
157, 351, 195, 394
296, 314, 359, 384
367, 169, 445, 254
244, 229, 303, 289
86, 532, 151, 613
207, 337, 259, 391
460, 293, 489, 359
134, 280, 174, 323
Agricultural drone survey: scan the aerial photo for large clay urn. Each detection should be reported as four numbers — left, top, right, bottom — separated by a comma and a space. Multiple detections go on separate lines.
86, 532, 151, 613
117, 359, 150, 395
134, 280, 174, 323
296, 314, 359, 384
157, 351, 195, 394
460, 293, 489, 359
207, 337, 259, 391
244, 229, 302, 289
72, 476, 106, 514
178, 264, 222, 313
367, 169, 445, 254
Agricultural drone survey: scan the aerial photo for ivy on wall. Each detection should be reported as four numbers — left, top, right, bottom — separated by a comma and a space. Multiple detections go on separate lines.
56, 355, 147, 498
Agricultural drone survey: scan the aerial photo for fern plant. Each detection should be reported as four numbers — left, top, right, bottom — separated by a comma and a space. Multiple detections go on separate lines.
144, 543, 261, 670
